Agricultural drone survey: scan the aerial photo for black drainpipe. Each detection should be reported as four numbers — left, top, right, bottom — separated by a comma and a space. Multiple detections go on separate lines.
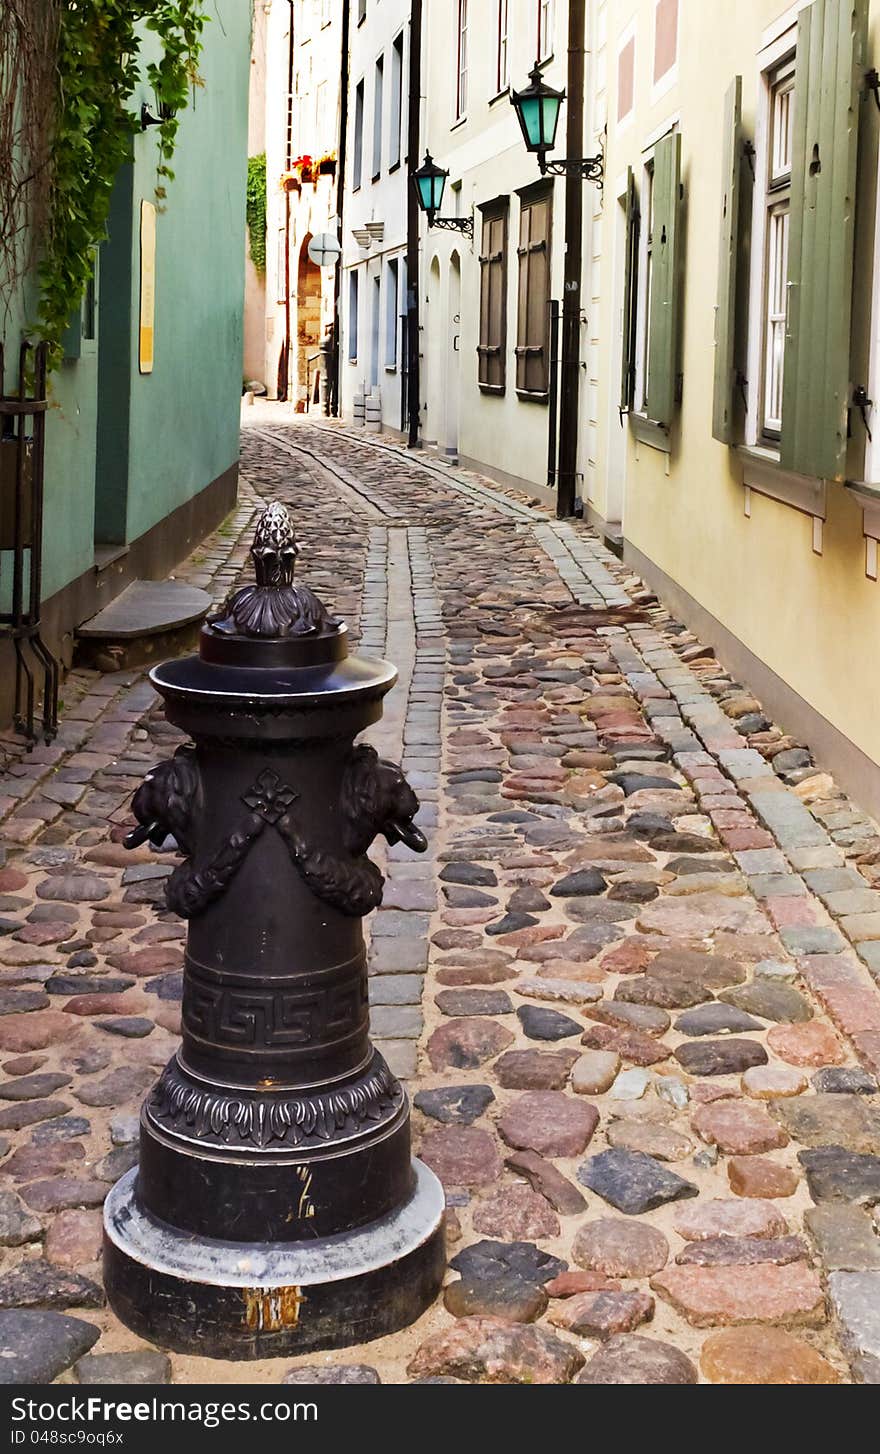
279, 0, 295, 402
556, 0, 585, 518
331, 0, 350, 416
405, 0, 422, 449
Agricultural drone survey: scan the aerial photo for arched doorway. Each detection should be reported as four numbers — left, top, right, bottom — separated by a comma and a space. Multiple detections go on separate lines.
446, 250, 461, 462
296, 235, 322, 411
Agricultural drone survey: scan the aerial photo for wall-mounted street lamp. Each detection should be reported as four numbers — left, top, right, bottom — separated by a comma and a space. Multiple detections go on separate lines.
510, 65, 603, 185
412, 153, 474, 237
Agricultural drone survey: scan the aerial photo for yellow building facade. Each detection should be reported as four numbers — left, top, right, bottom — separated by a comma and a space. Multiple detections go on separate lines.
592, 0, 880, 817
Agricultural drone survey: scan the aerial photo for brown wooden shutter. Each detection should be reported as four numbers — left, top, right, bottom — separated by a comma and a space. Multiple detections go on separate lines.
780, 0, 867, 481
516, 191, 552, 396
478, 205, 508, 391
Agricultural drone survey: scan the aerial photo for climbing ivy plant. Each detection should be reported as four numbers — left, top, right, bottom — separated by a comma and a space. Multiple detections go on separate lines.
0, 1, 209, 371
246, 152, 267, 274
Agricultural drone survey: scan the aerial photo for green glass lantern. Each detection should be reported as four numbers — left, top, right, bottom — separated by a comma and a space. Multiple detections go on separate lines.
510, 65, 565, 166
412, 152, 448, 224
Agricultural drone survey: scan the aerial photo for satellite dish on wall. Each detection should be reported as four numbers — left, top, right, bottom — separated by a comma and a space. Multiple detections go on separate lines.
308, 232, 342, 269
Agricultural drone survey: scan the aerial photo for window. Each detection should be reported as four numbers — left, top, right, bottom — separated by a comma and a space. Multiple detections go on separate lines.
516, 190, 552, 397
390, 32, 404, 168
348, 270, 359, 361
352, 79, 364, 189
653, 0, 678, 86
372, 55, 384, 179
478, 202, 508, 392
276, 229, 287, 305
760, 57, 794, 440
497, 0, 509, 94
538, 0, 554, 62
456, 0, 468, 119
386, 258, 399, 368
370, 274, 381, 387
321, 0, 332, 25
357, 0, 366, 25
631, 128, 682, 431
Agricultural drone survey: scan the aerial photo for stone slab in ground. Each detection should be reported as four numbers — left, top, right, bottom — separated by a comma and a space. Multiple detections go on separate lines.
407, 1316, 584, 1384
0, 1310, 100, 1384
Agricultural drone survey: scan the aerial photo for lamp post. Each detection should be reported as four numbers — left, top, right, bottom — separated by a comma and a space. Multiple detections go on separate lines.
103, 503, 445, 1358
412, 152, 473, 237
510, 7, 598, 521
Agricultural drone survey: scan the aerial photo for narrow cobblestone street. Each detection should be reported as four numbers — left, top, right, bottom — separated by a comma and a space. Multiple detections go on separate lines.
2, 412, 880, 1384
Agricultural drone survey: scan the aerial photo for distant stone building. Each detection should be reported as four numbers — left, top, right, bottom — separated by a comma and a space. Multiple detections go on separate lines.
250, 0, 343, 408
340, 0, 412, 436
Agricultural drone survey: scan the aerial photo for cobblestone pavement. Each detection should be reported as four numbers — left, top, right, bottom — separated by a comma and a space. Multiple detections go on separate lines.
2, 408, 880, 1384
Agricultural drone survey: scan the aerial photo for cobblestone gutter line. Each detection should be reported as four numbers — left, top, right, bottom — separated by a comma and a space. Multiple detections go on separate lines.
367, 527, 445, 1079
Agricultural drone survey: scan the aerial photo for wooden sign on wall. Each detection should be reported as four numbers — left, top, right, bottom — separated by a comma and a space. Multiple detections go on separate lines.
139, 200, 157, 374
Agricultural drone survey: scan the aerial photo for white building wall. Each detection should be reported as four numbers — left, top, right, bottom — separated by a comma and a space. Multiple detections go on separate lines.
260, 0, 342, 405
420, 0, 574, 490
340, 0, 411, 435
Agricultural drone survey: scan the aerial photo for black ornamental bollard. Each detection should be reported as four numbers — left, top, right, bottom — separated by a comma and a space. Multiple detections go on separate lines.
103, 502, 445, 1358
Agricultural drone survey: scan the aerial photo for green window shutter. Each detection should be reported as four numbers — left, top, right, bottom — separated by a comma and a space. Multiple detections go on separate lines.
780, 0, 867, 481
712, 77, 744, 444
646, 130, 682, 429
620, 167, 639, 413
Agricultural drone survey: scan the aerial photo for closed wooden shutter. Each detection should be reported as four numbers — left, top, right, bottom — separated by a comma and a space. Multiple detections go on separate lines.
780, 0, 867, 481
646, 130, 682, 428
620, 167, 639, 412
712, 76, 745, 444
516, 191, 552, 396
478, 205, 508, 391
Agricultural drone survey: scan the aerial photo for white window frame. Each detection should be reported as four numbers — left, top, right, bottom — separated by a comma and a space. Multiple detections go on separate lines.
389, 30, 404, 169
348, 269, 359, 363
372, 52, 384, 180
385, 257, 399, 370
745, 26, 798, 455
537, 0, 554, 62
651, 0, 679, 106
456, 0, 468, 121
739, 11, 827, 527
497, 0, 510, 96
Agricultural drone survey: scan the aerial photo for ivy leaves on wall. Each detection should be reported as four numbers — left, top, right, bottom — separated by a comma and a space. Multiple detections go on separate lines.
0, 1, 210, 372
246, 153, 267, 274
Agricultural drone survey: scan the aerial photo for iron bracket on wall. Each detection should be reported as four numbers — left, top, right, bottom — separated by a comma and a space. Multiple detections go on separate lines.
541, 154, 604, 187
427, 214, 474, 238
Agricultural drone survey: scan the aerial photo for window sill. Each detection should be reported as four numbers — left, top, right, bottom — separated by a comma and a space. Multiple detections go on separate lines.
389, 159, 401, 175
451, 115, 468, 132
516, 389, 549, 405
489, 88, 510, 106
630, 413, 671, 453
479, 383, 506, 396
385, 365, 398, 374
736, 445, 826, 518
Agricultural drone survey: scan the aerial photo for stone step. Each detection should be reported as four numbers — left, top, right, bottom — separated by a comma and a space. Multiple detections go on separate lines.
74, 580, 212, 672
